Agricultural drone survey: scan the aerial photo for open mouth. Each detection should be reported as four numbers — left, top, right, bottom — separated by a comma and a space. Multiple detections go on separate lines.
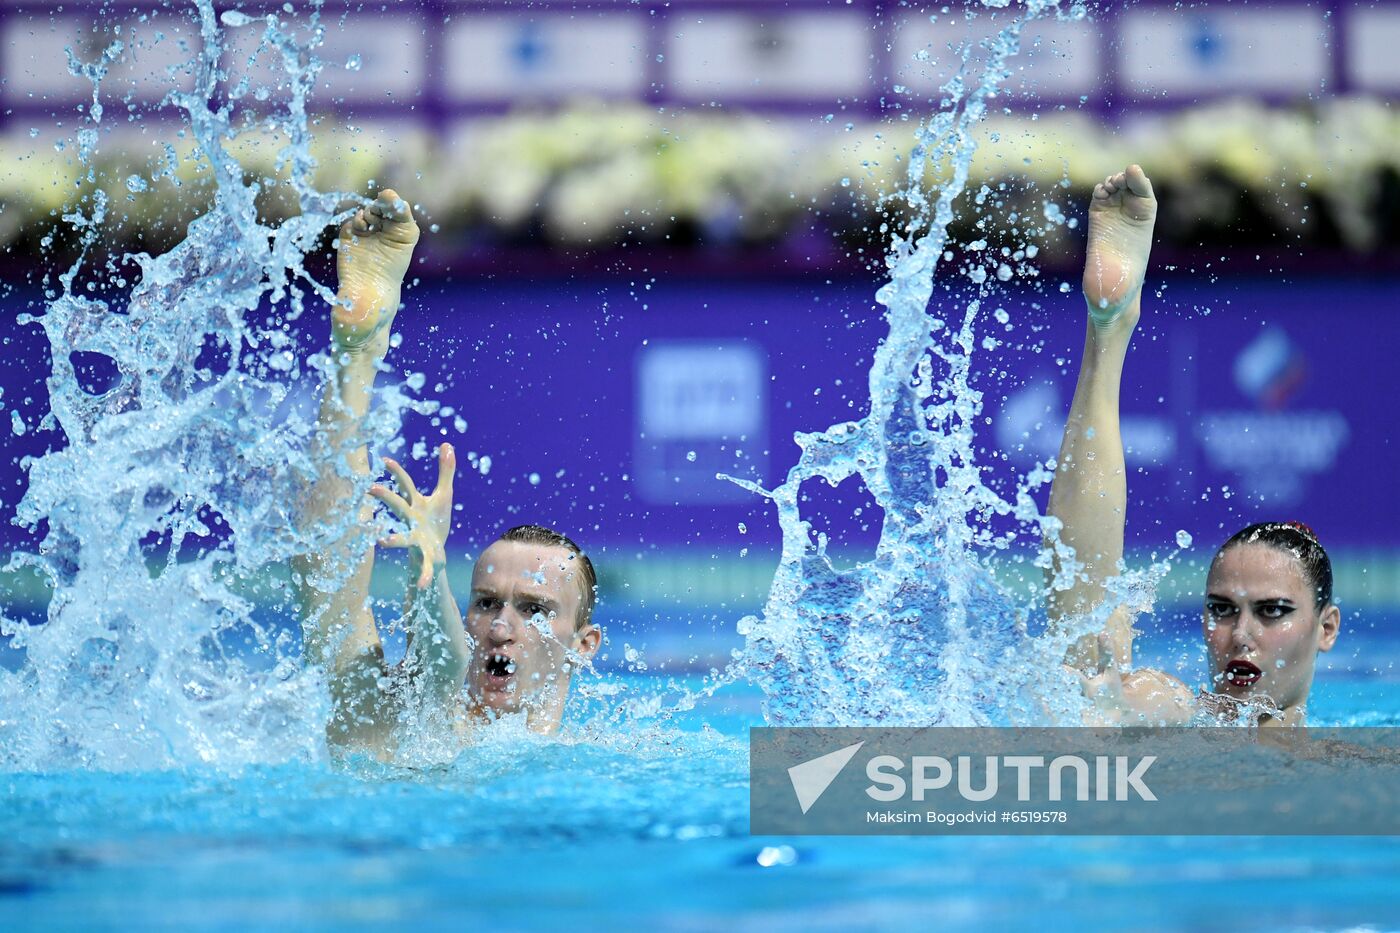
1224, 659, 1262, 687
484, 653, 517, 684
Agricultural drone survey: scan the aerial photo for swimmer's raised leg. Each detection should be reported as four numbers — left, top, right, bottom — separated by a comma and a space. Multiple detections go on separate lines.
1045, 165, 1158, 667
292, 190, 420, 748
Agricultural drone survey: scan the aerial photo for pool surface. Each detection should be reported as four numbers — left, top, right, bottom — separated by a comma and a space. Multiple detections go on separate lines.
5, 634, 1400, 932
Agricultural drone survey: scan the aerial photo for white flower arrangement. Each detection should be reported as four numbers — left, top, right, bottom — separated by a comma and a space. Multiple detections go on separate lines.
2, 97, 1397, 256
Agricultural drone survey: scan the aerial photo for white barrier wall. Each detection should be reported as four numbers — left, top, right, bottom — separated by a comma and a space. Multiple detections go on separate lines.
0, 2, 1394, 116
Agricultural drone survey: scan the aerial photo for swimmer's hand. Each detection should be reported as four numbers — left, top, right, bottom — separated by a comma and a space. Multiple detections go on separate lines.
1076, 634, 1195, 726
1075, 633, 1131, 726
370, 443, 456, 590
1082, 164, 1157, 327
333, 188, 421, 353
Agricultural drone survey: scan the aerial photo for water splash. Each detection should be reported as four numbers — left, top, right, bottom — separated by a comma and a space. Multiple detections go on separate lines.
732, 0, 1095, 726
0, 0, 1118, 770
0, 2, 426, 770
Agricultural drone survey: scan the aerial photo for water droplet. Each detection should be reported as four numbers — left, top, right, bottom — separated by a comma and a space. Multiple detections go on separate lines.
686, 450, 697, 462
756, 845, 798, 867
345, 54, 362, 71
528, 472, 541, 486
1176, 530, 1193, 548
125, 175, 148, 193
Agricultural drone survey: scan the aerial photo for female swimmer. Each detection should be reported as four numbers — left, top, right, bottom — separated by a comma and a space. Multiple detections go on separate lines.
1045, 164, 1340, 726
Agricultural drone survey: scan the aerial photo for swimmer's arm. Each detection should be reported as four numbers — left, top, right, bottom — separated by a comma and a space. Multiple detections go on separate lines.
375, 446, 470, 708
399, 561, 469, 706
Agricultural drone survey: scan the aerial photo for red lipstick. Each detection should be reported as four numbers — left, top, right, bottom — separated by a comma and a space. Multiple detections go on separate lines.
1224, 659, 1262, 687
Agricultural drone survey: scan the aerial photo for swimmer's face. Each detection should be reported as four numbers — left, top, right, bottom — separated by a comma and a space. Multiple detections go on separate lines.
1203, 543, 1339, 713
464, 539, 600, 722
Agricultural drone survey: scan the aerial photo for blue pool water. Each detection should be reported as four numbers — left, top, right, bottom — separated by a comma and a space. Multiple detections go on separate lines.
4, 621, 1400, 931
4, 2, 1400, 929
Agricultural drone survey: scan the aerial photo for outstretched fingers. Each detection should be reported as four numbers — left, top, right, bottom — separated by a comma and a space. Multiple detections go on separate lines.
368, 483, 411, 519
434, 443, 456, 499
382, 457, 420, 501
376, 528, 437, 589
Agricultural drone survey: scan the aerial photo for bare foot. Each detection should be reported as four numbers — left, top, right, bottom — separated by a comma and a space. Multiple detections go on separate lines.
1082, 164, 1156, 326
333, 189, 420, 352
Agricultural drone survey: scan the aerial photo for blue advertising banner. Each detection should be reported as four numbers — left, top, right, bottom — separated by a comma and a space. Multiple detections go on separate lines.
372, 272, 1398, 559
3, 272, 1396, 568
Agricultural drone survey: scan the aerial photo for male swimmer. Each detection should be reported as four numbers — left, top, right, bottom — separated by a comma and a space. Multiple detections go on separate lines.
291, 191, 600, 752
1045, 165, 1340, 727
